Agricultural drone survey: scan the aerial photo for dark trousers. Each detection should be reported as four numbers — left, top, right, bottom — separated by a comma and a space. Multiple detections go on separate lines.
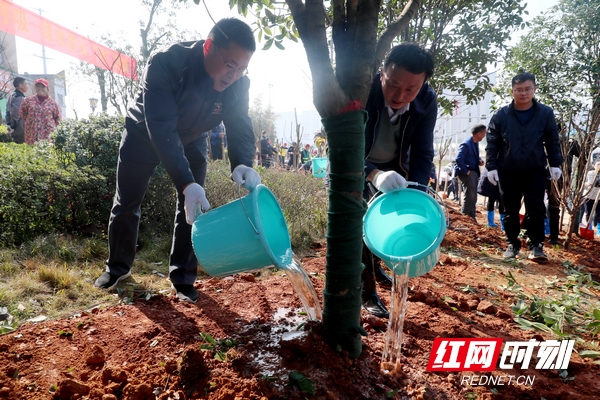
446, 178, 458, 199
11, 120, 24, 144
499, 167, 546, 249
584, 199, 600, 227
211, 144, 223, 160
106, 129, 208, 285
486, 196, 505, 214
458, 170, 479, 219
546, 179, 561, 240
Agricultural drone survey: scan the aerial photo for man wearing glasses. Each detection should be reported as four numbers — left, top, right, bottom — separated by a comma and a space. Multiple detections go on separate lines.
95, 18, 260, 303
485, 72, 563, 262
363, 43, 437, 318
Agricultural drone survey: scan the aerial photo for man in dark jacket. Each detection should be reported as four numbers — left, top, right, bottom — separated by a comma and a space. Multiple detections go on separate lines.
94, 18, 260, 303
260, 131, 276, 168
486, 72, 563, 262
362, 43, 437, 318
210, 123, 227, 160
6, 77, 28, 144
454, 124, 486, 220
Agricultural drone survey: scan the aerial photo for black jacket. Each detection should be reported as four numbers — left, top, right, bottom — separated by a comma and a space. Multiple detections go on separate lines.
485, 99, 563, 172
126, 40, 255, 189
364, 72, 438, 186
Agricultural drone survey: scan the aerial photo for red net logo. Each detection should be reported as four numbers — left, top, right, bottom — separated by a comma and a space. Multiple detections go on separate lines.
427, 338, 503, 372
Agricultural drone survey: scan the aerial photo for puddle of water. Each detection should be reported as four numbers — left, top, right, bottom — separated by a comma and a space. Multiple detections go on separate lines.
380, 261, 410, 376
280, 252, 323, 320
272, 307, 308, 326
246, 308, 311, 381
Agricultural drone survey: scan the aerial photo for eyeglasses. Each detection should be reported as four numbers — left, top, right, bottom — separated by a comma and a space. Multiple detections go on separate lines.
216, 46, 248, 77
513, 87, 534, 94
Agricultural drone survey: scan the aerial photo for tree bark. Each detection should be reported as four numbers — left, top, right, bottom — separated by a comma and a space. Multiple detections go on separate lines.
284, 0, 420, 357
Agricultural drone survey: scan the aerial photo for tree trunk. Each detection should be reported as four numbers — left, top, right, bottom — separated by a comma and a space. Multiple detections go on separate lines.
286, 0, 421, 357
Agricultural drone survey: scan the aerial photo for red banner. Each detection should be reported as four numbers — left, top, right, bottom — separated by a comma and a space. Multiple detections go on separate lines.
0, 0, 137, 81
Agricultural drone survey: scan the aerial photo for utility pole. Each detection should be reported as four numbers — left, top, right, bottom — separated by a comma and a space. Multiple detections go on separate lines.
33, 8, 50, 75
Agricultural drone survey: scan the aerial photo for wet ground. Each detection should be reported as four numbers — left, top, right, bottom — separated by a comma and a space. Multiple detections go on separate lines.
0, 201, 599, 399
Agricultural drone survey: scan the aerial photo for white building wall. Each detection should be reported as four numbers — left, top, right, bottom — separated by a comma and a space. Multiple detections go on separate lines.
434, 71, 497, 161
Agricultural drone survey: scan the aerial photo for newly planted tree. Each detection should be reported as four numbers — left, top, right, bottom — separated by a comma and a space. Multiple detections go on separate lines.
185, 0, 526, 357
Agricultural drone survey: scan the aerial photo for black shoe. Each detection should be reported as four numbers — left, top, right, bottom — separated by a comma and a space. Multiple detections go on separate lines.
528, 244, 548, 263
503, 244, 520, 258
548, 238, 560, 245
94, 271, 132, 289
362, 292, 389, 319
173, 284, 199, 303
374, 265, 393, 290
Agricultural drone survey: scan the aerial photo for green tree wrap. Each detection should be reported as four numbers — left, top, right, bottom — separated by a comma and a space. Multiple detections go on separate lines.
321, 110, 369, 358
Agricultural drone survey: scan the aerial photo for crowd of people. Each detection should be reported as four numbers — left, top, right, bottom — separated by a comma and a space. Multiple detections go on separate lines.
444, 72, 600, 263
212, 127, 320, 172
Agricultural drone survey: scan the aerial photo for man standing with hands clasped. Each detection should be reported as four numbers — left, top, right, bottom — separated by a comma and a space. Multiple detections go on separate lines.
485, 72, 563, 262
94, 18, 260, 303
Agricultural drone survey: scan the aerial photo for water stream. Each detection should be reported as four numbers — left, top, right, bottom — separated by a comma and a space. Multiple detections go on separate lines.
281, 252, 322, 321
380, 261, 411, 375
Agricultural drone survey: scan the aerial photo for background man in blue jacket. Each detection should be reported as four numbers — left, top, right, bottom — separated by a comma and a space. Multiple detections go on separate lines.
486, 72, 563, 262
454, 124, 486, 221
94, 18, 260, 303
362, 43, 437, 318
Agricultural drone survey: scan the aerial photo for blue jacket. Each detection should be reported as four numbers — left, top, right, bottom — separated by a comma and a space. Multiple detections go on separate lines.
126, 40, 255, 190
485, 99, 563, 172
364, 71, 438, 186
454, 136, 481, 176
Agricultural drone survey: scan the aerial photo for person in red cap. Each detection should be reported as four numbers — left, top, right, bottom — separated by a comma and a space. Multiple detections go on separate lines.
19, 78, 61, 144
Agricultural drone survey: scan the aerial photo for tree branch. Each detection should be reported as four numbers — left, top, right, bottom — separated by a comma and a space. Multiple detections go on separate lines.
373, 0, 422, 73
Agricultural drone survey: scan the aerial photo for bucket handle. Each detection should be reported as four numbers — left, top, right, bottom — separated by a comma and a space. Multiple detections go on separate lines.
407, 181, 450, 227
368, 182, 450, 227
238, 185, 260, 235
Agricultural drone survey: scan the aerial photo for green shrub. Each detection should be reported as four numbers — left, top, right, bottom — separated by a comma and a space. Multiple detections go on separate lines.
1, 118, 328, 252
0, 125, 11, 143
0, 143, 110, 245
204, 162, 328, 251
52, 115, 176, 236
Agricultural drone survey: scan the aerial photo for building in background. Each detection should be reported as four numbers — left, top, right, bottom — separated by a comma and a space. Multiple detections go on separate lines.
434, 71, 497, 161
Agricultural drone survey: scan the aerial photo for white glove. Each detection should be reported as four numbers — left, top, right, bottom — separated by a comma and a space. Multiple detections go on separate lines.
487, 170, 499, 186
550, 167, 562, 180
232, 165, 261, 190
372, 170, 408, 193
182, 183, 210, 225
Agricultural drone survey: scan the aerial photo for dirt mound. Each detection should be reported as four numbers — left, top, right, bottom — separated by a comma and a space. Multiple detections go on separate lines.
0, 201, 599, 399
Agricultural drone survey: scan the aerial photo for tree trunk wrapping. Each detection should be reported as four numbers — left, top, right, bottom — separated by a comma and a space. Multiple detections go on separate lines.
321, 110, 368, 358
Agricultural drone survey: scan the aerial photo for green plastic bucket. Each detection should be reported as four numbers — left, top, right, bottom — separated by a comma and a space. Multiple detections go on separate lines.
191, 184, 292, 277
363, 186, 447, 277
312, 157, 328, 178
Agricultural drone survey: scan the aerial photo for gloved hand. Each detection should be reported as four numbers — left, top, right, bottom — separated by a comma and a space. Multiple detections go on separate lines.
550, 167, 562, 180
183, 183, 210, 225
372, 170, 408, 193
232, 165, 261, 190
487, 170, 499, 186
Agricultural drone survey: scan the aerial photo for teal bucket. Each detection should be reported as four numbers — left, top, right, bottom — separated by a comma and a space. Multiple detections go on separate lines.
191, 184, 292, 277
312, 157, 328, 178
363, 186, 447, 277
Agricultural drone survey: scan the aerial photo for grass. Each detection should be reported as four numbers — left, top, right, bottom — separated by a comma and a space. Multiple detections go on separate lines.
0, 166, 329, 332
